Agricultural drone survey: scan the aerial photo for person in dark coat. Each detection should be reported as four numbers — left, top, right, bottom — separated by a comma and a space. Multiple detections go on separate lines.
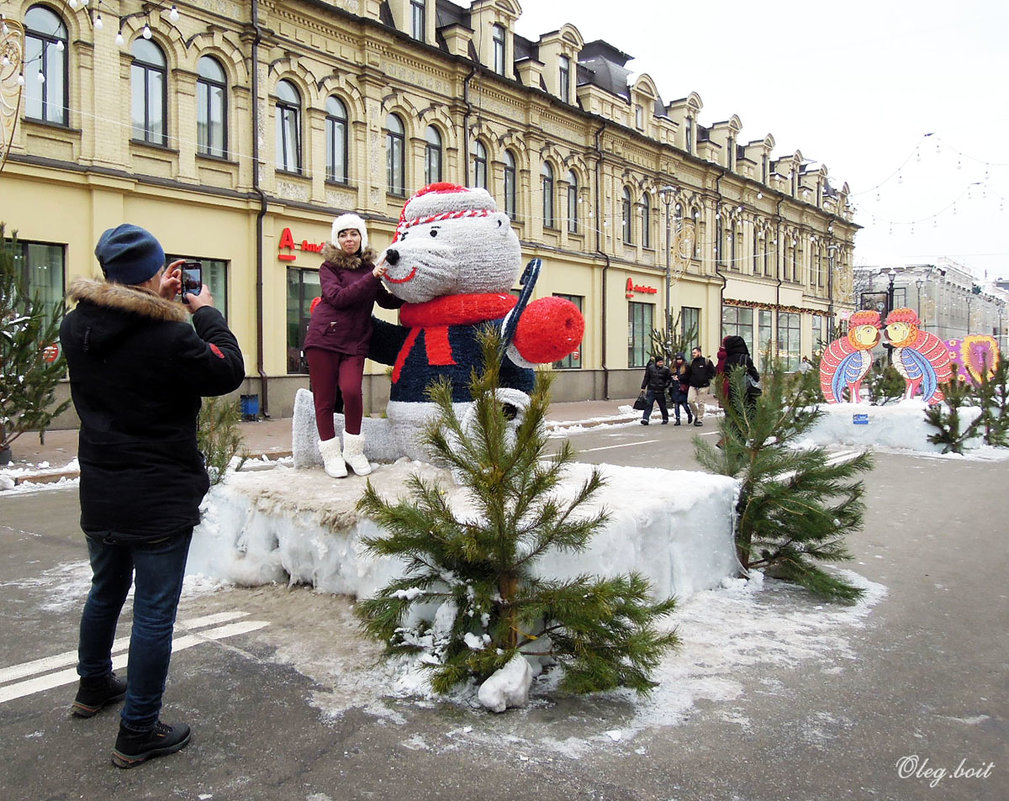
60, 224, 244, 767
718, 334, 761, 408
668, 353, 692, 425
684, 346, 715, 426
303, 213, 403, 478
640, 355, 672, 424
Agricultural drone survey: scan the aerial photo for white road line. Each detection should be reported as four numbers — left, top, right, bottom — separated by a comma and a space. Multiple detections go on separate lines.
579, 439, 661, 453
0, 611, 249, 685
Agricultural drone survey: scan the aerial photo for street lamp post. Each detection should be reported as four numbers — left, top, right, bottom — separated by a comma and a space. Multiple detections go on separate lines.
916, 277, 924, 328
658, 185, 676, 347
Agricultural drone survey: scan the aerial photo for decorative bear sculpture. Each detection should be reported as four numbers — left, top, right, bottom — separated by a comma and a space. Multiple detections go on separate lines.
293, 183, 584, 466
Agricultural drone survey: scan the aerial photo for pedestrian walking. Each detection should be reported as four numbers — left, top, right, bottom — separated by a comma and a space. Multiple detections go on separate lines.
640, 355, 672, 425
669, 353, 692, 425
60, 224, 245, 768
685, 346, 715, 426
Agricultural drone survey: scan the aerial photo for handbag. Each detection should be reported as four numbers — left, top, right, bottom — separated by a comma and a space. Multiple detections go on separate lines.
745, 373, 762, 396
633, 392, 648, 411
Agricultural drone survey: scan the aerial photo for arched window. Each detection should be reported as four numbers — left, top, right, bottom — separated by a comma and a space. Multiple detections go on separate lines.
640, 193, 651, 248
386, 114, 405, 196
325, 96, 348, 183
24, 5, 67, 124
131, 39, 168, 145
503, 150, 517, 219
472, 140, 488, 189
196, 56, 227, 157
424, 126, 442, 184
275, 80, 301, 172
541, 162, 555, 229
622, 187, 633, 244
566, 170, 578, 234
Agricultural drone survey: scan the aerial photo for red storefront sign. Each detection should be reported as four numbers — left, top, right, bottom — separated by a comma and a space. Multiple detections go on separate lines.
278, 227, 326, 262
625, 277, 658, 299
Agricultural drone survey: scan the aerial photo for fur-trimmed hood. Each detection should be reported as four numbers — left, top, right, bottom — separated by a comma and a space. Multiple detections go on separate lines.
64, 277, 190, 357
68, 277, 189, 323
320, 244, 376, 269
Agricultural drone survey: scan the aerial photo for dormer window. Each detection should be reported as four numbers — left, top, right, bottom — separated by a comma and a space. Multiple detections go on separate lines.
685, 117, 694, 154
492, 24, 506, 74
559, 55, 570, 103
635, 104, 644, 130
411, 0, 426, 42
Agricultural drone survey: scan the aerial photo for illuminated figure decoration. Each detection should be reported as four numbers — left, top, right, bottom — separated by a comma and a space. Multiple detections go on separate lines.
819, 310, 882, 403
0, 15, 25, 175
946, 335, 1000, 386
884, 307, 952, 404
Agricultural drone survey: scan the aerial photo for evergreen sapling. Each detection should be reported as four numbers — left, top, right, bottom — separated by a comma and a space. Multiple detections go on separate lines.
356, 329, 678, 697
694, 363, 872, 603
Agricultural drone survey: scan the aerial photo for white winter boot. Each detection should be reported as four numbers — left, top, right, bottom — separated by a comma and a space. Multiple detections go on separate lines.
318, 436, 347, 478
342, 431, 372, 476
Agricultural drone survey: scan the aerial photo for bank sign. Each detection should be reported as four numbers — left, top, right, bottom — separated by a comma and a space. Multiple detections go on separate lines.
277, 228, 326, 262
625, 277, 658, 299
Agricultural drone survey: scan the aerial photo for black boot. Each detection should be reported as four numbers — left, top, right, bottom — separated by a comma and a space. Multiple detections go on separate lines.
112, 720, 191, 769
71, 672, 126, 718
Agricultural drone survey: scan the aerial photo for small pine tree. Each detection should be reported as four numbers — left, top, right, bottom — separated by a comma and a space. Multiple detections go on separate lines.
356, 328, 678, 696
923, 377, 985, 454
866, 360, 905, 405
694, 363, 872, 603
649, 311, 697, 363
0, 224, 70, 457
972, 356, 1009, 447
197, 396, 248, 485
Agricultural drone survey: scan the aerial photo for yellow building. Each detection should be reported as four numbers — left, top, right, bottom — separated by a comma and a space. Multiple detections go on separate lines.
2, 0, 857, 422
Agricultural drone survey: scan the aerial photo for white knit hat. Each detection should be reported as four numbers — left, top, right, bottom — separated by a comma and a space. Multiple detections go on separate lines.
330, 213, 369, 250
394, 183, 498, 242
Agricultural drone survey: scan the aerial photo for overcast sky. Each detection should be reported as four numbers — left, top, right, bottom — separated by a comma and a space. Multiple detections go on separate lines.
513, 0, 1008, 279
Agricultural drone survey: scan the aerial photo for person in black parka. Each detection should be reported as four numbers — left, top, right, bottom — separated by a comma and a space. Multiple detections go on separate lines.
60, 224, 244, 768
640, 355, 672, 424
718, 334, 761, 409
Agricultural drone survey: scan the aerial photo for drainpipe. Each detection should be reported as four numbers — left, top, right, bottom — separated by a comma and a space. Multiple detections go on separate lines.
711, 171, 728, 342
251, 2, 270, 418
594, 121, 610, 399
462, 66, 477, 180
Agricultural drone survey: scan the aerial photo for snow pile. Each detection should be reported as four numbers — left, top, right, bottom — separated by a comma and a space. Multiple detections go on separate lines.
477, 653, 532, 713
799, 400, 983, 453
188, 460, 740, 605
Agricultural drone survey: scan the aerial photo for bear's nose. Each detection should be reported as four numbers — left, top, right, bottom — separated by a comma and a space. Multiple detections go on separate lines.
385, 248, 400, 266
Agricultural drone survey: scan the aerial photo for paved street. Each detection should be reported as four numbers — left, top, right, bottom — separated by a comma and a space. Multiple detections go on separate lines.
1, 421, 1007, 801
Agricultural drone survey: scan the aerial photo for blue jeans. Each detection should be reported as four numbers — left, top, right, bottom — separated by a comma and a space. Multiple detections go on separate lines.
78, 530, 192, 731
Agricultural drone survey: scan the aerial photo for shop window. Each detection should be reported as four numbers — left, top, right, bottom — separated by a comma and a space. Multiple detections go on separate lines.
628, 301, 654, 368
131, 39, 168, 146
779, 311, 800, 370
680, 306, 700, 348
286, 267, 321, 374
424, 126, 442, 185
196, 56, 227, 158
812, 315, 823, 354
758, 309, 773, 366
386, 114, 406, 196
553, 294, 583, 369
275, 80, 301, 173
721, 305, 754, 357
24, 5, 68, 125
325, 96, 348, 183
5, 238, 65, 329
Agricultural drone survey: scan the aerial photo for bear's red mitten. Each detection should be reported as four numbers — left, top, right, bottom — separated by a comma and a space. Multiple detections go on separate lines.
512, 296, 585, 364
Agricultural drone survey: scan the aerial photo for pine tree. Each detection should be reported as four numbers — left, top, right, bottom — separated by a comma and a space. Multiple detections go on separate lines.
694, 363, 872, 603
0, 224, 69, 458
972, 356, 1009, 447
923, 378, 982, 454
197, 396, 248, 485
866, 360, 905, 405
356, 328, 679, 696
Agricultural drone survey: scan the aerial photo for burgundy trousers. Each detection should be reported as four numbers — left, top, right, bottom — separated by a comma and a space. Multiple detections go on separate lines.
305, 348, 365, 439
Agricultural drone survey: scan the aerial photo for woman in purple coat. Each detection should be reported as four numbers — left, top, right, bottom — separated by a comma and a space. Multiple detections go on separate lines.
304, 214, 402, 477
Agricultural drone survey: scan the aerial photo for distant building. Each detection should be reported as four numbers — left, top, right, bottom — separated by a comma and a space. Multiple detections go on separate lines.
5, 0, 856, 420
854, 260, 1007, 350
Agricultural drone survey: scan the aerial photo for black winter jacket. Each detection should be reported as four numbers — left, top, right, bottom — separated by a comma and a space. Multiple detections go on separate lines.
720, 335, 760, 400
60, 279, 245, 541
685, 356, 714, 388
641, 361, 672, 393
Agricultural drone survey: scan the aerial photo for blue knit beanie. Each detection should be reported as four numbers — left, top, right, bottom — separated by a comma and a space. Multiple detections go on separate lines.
95, 224, 165, 285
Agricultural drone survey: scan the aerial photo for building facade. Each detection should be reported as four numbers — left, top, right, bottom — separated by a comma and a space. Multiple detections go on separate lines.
3, 0, 857, 423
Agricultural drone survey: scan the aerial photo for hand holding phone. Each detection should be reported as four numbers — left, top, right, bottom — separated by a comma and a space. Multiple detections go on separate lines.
180, 261, 203, 301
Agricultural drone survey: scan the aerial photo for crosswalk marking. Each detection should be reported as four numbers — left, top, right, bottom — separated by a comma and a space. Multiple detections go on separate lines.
0, 613, 268, 705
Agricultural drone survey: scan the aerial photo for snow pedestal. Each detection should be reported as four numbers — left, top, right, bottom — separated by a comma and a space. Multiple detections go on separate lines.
188, 461, 740, 605
801, 400, 983, 452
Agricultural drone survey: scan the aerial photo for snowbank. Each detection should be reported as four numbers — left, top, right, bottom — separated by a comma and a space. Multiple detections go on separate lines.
187, 460, 740, 604
799, 399, 983, 453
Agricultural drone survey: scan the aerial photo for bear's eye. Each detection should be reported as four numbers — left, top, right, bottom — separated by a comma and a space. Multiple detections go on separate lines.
429, 227, 439, 238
